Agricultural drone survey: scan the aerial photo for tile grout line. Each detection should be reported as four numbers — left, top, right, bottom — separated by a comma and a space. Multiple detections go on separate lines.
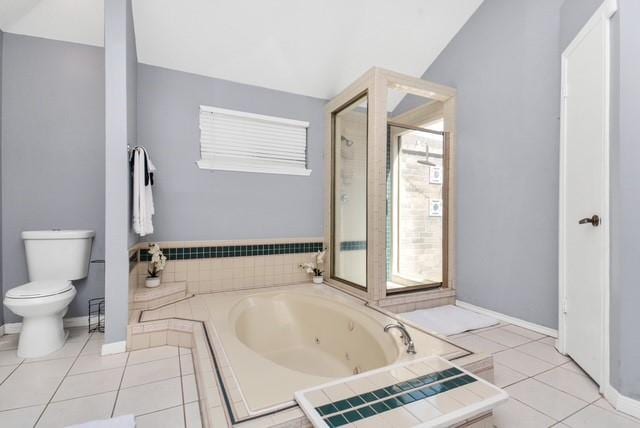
110, 351, 131, 418
135, 403, 186, 420
32, 331, 95, 427
178, 346, 188, 428
69, 352, 177, 377
491, 336, 603, 405
500, 358, 600, 405
0, 359, 24, 387
479, 325, 609, 425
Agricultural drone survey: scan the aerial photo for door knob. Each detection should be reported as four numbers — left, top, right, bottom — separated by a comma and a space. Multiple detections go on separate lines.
578, 215, 600, 227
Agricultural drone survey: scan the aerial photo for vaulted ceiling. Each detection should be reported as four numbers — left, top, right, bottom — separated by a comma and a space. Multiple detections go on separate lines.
0, 0, 483, 99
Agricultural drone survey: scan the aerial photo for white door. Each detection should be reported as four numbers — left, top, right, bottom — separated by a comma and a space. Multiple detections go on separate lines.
559, 1, 615, 386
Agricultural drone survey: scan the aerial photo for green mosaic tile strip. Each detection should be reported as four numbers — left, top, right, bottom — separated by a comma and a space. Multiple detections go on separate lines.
128, 252, 139, 272
339, 241, 367, 251
315, 368, 477, 428
138, 242, 324, 262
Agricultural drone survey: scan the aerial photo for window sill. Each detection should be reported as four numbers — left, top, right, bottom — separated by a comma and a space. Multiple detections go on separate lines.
196, 160, 312, 176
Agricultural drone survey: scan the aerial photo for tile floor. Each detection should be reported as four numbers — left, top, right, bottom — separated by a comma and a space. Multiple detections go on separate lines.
450, 323, 640, 427
0, 328, 202, 428
1, 322, 639, 427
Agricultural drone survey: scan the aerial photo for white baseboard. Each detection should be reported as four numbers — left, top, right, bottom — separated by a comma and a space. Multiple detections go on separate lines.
605, 384, 640, 420
101, 340, 126, 356
1, 315, 88, 335
456, 300, 559, 338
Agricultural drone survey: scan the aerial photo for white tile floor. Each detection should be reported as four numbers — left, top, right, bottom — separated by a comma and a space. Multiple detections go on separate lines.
0, 328, 202, 428
450, 323, 640, 427
1, 323, 639, 427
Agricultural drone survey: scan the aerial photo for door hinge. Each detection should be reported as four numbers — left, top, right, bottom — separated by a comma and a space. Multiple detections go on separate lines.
562, 299, 568, 314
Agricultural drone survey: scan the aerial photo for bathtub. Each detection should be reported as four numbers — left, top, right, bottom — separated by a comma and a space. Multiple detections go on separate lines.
201, 284, 469, 416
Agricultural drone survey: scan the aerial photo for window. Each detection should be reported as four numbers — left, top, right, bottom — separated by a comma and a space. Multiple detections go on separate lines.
197, 106, 311, 176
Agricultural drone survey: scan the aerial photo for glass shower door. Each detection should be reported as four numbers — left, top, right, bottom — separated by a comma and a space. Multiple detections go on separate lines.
387, 120, 446, 292
331, 94, 368, 289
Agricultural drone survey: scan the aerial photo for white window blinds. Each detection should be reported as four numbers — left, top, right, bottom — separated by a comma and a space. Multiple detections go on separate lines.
197, 106, 311, 176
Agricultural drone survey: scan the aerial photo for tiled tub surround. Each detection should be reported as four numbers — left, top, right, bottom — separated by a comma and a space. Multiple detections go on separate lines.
296, 356, 507, 428
129, 284, 495, 427
129, 238, 325, 297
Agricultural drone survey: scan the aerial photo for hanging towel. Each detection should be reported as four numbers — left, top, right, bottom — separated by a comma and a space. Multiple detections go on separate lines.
130, 147, 156, 236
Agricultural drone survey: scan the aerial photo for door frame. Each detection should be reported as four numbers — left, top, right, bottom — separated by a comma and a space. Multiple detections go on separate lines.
558, 0, 617, 393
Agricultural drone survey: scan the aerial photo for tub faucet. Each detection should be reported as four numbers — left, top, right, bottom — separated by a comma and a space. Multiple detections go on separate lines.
384, 322, 416, 354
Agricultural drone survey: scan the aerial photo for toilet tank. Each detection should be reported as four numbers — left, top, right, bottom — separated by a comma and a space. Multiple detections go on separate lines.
22, 230, 95, 281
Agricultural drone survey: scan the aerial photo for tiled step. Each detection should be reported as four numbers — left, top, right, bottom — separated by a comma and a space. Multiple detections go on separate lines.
131, 281, 191, 310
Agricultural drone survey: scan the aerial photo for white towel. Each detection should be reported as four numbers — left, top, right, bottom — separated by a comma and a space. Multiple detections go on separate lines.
66, 414, 135, 428
132, 147, 156, 236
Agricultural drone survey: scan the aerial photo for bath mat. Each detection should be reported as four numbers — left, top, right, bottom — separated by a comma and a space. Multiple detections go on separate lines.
66, 415, 135, 428
398, 305, 498, 336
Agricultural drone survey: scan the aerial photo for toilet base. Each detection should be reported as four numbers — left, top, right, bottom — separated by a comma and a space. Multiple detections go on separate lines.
17, 312, 68, 358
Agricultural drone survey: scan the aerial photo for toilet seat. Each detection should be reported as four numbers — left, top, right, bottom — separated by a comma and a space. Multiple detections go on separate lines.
6, 280, 73, 299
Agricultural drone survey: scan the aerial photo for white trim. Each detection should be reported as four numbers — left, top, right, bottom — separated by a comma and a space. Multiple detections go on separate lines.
199, 105, 309, 128
559, 0, 617, 393
195, 159, 312, 176
101, 340, 127, 356
1, 316, 88, 335
605, 384, 640, 420
456, 300, 558, 338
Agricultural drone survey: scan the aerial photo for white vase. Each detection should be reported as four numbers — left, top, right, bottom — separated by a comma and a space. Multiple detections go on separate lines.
312, 276, 323, 284
145, 277, 161, 288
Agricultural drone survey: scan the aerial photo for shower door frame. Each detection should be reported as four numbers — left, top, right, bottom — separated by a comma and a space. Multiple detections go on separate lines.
387, 121, 449, 294
324, 67, 457, 305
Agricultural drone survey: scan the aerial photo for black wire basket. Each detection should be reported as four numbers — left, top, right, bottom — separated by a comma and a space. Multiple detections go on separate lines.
88, 297, 105, 333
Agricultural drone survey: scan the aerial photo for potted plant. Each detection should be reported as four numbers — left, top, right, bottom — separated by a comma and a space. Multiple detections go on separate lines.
300, 249, 326, 284
145, 243, 167, 288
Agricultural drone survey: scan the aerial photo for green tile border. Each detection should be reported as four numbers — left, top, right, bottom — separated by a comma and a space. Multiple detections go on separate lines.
339, 241, 367, 251
314, 368, 477, 427
137, 242, 324, 262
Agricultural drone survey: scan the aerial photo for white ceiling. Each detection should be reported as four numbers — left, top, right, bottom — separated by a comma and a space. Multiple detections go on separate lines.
0, 0, 483, 100
0, 0, 104, 47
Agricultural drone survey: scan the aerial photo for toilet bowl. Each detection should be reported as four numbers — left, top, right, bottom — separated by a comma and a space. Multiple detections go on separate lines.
3, 281, 77, 358
2, 229, 94, 359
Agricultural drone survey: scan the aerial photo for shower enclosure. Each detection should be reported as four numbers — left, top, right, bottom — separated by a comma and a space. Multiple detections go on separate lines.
325, 68, 456, 307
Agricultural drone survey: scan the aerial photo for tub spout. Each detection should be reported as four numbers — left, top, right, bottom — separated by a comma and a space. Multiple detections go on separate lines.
384, 322, 416, 354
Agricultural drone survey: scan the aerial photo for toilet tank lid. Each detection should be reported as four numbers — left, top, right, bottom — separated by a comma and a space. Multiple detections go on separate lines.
6, 280, 73, 298
22, 230, 95, 240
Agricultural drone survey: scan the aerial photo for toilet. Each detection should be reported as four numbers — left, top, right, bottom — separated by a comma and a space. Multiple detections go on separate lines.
3, 230, 95, 358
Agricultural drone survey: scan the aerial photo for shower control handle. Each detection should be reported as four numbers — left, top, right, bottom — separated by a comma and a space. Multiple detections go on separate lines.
578, 215, 600, 227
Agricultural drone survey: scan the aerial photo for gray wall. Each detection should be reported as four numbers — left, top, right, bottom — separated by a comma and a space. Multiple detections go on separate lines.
136, 64, 326, 242
559, 0, 605, 50
126, 0, 138, 248
104, 0, 136, 343
0, 29, 3, 327
0, 33, 105, 323
417, 0, 564, 328
609, 0, 640, 401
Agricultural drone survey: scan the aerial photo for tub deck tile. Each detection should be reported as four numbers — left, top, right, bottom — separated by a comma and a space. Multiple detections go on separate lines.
295, 356, 507, 428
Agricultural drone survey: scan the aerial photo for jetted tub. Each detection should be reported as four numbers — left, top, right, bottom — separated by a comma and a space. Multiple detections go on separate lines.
202, 285, 469, 415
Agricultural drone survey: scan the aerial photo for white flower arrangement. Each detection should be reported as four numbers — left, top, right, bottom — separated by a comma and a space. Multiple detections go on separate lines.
300, 249, 326, 277
147, 243, 167, 278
